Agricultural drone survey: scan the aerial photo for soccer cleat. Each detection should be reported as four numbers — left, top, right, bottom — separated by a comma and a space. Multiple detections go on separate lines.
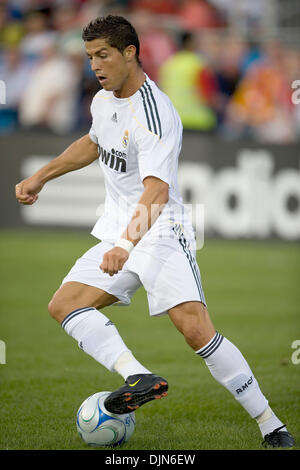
262, 425, 295, 449
104, 373, 168, 414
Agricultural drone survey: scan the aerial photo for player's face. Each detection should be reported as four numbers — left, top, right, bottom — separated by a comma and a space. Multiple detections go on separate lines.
85, 38, 132, 95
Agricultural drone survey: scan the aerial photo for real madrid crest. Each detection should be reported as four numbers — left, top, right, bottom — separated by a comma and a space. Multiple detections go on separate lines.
122, 130, 129, 148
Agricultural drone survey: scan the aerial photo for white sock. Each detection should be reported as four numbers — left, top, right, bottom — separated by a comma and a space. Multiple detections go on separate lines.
113, 350, 151, 380
61, 307, 149, 377
196, 332, 268, 418
255, 406, 286, 437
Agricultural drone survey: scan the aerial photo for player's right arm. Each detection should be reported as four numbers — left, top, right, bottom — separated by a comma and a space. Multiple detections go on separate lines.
15, 134, 99, 205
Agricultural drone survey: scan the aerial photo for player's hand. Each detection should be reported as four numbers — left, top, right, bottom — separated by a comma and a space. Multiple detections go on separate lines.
15, 177, 44, 205
100, 247, 129, 276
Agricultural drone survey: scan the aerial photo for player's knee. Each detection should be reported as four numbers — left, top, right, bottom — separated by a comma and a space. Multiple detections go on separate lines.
169, 302, 215, 350
48, 296, 66, 323
181, 316, 204, 347
48, 297, 58, 321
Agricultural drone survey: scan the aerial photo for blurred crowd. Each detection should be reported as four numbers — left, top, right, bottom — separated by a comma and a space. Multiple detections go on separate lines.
0, 0, 300, 142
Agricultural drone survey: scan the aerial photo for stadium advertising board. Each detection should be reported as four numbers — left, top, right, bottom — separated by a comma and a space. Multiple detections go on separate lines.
179, 133, 300, 241
1, 131, 299, 241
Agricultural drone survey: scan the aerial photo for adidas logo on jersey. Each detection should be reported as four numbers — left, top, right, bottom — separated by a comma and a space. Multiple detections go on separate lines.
111, 112, 118, 123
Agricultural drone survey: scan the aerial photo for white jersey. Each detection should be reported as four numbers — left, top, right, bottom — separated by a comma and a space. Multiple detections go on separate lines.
89, 75, 194, 244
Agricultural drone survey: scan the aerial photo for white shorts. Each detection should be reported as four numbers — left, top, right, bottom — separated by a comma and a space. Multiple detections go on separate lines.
62, 231, 206, 316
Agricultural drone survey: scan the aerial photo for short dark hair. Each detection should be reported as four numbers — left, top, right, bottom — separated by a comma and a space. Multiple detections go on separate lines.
82, 15, 141, 66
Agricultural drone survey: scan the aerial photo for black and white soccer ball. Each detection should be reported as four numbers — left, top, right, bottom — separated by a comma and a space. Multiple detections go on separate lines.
76, 391, 136, 447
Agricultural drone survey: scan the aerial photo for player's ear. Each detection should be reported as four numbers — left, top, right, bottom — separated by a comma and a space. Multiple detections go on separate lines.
124, 45, 136, 63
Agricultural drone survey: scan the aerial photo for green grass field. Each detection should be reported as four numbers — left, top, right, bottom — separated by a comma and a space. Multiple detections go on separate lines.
0, 230, 299, 450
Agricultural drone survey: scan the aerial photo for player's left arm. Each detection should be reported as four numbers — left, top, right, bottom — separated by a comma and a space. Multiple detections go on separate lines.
100, 176, 169, 276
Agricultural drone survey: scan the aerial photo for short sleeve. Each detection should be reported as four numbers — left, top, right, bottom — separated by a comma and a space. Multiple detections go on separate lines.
89, 122, 98, 144
135, 115, 182, 187
88, 98, 98, 144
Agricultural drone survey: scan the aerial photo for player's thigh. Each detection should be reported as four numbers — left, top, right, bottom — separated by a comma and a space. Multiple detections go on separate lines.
48, 240, 141, 323
48, 281, 118, 323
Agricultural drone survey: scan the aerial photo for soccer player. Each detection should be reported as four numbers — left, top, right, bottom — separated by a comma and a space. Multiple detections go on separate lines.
15, 15, 294, 448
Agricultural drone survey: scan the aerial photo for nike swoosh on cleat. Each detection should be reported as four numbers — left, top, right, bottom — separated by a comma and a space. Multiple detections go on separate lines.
128, 379, 141, 387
